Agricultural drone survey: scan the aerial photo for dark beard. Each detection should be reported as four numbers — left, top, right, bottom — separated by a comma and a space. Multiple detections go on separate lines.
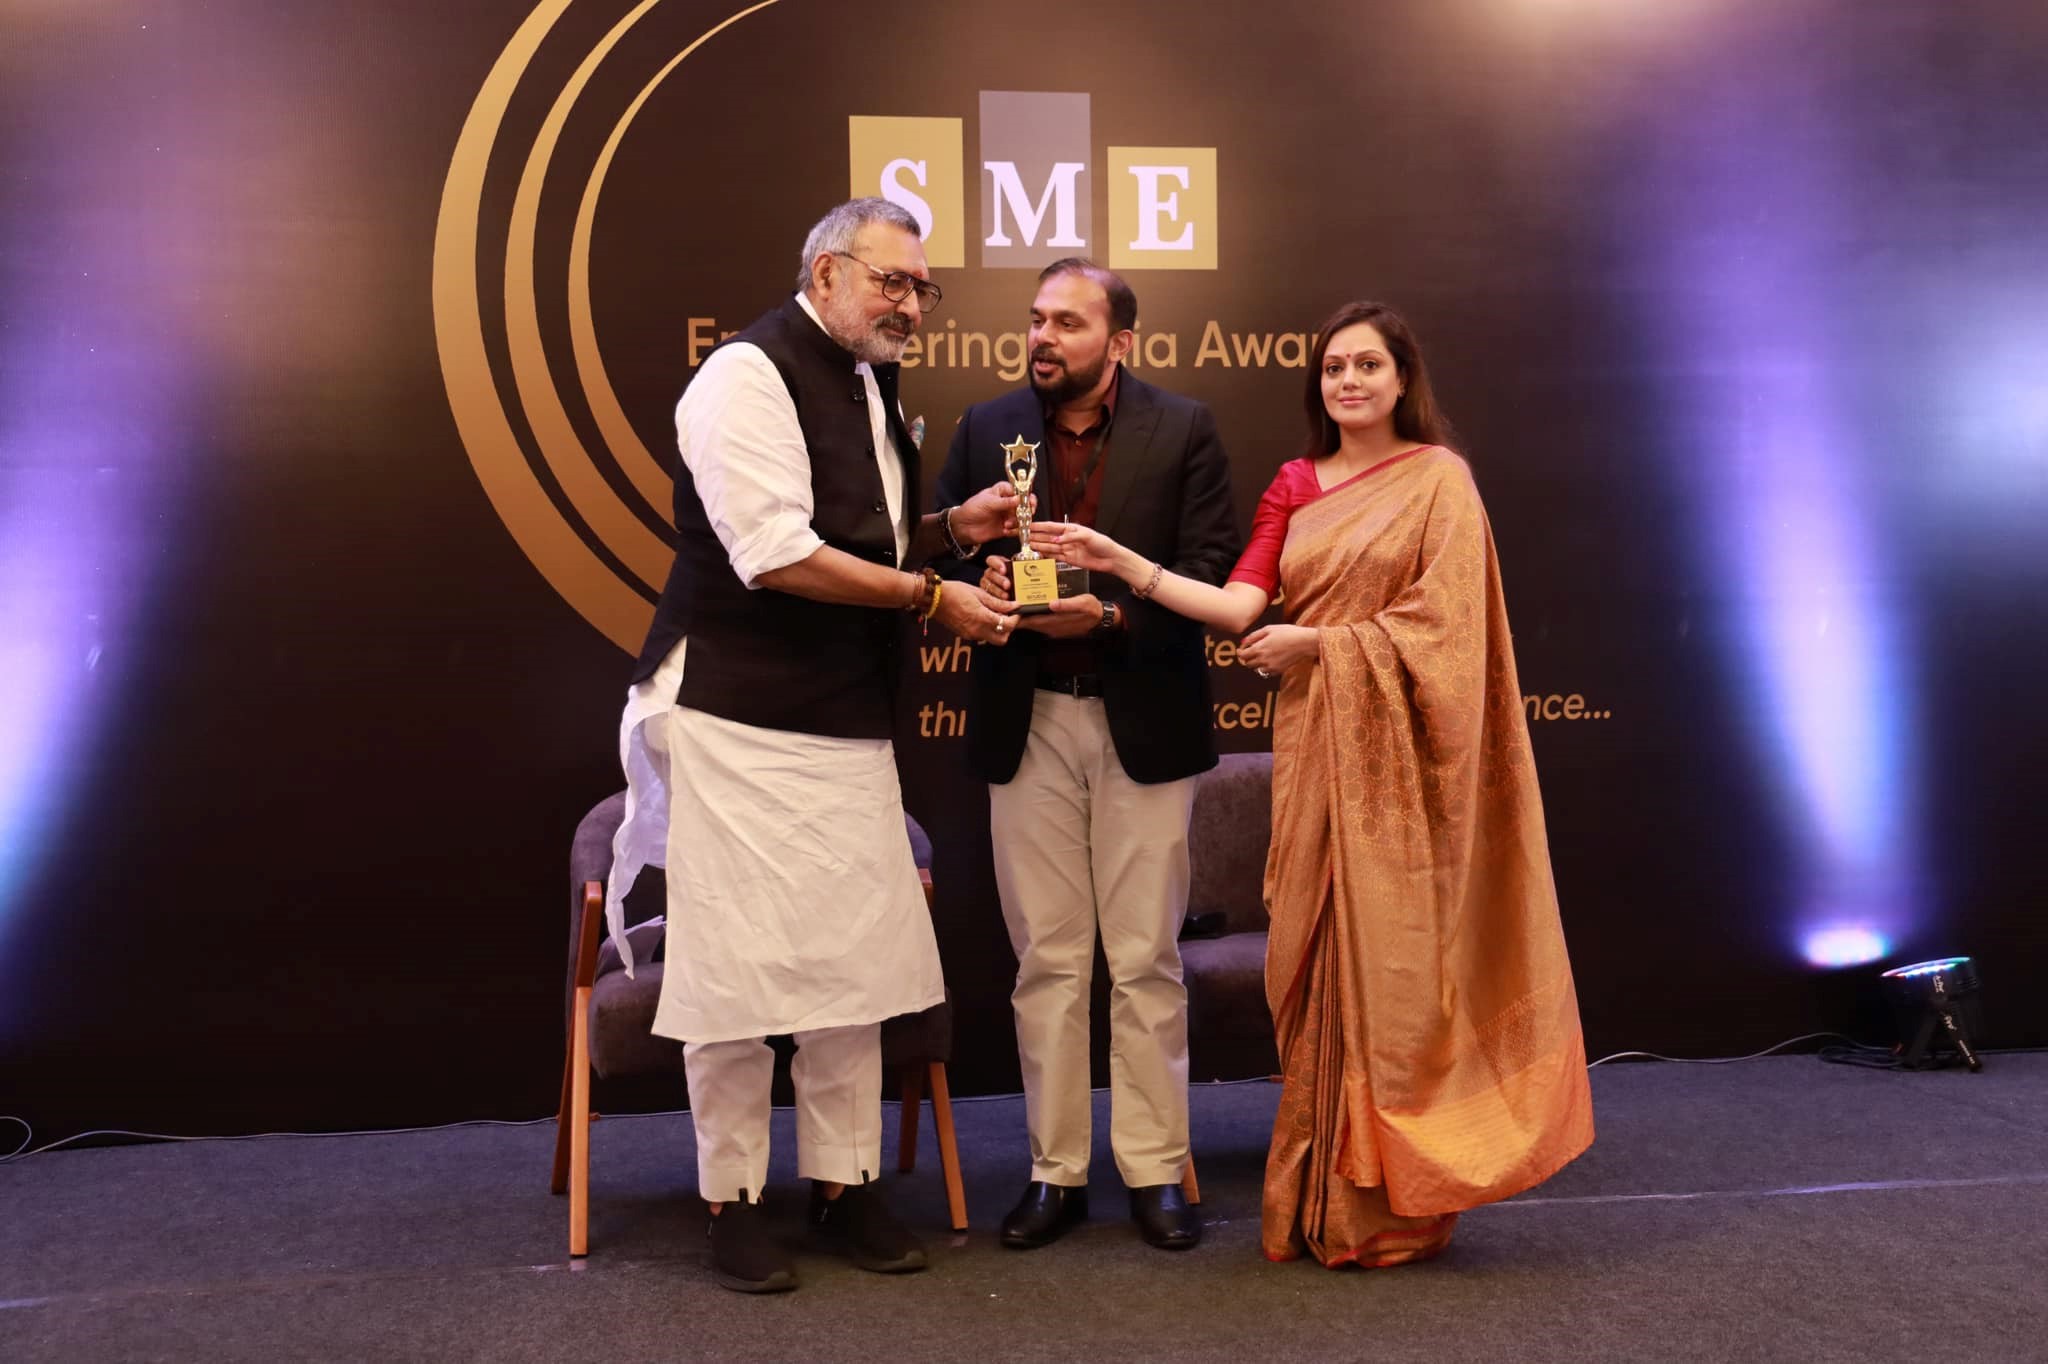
1028, 350, 1106, 404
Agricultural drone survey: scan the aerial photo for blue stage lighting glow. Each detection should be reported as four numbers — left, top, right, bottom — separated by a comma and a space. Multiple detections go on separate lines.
1704, 351, 1916, 967
1802, 926, 1891, 968
1933, 293, 2048, 538
0, 539, 64, 906
0, 457, 108, 956
0, 154, 170, 995
1639, 57, 1921, 968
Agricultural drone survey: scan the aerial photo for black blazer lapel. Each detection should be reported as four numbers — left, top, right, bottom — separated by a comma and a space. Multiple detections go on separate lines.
1092, 370, 1160, 537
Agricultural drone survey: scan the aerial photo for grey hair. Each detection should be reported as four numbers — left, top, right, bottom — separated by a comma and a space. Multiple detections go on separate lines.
794, 197, 922, 291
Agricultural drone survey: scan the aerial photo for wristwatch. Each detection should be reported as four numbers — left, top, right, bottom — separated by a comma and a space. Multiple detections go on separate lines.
1092, 600, 1122, 636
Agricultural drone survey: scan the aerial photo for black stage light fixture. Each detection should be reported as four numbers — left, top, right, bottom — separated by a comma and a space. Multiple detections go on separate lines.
1880, 956, 1984, 1072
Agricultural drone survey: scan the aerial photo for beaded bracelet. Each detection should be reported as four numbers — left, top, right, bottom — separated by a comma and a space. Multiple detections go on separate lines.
904, 565, 940, 614
1133, 560, 1165, 600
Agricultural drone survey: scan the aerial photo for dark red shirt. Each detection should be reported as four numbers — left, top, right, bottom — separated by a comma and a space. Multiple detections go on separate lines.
1043, 365, 1119, 526
1038, 367, 1121, 674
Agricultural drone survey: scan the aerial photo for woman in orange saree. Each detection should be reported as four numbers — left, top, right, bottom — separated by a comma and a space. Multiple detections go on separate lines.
1031, 301, 1593, 1267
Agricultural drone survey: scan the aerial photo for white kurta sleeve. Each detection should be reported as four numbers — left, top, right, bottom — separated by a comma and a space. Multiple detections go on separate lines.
676, 343, 824, 587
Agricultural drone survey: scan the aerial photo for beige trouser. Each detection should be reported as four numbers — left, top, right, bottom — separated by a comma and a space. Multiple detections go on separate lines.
990, 689, 1196, 1187
681, 1023, 881, 1203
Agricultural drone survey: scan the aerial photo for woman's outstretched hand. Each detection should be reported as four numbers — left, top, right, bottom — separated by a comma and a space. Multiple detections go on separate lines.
1030, 521, 1128, 575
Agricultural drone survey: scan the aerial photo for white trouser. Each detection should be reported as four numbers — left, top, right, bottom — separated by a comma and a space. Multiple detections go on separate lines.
989, 689, 1196, 1187
681, 1022, 882, 1203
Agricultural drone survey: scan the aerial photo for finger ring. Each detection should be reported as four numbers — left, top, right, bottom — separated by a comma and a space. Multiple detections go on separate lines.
1256, 668, 1274, 678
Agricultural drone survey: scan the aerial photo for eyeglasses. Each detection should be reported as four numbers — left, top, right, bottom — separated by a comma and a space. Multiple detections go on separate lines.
833, 252, 943, 312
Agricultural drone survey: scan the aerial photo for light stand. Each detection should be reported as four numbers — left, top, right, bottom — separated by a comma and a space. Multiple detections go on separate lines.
1880, 956, 1984, 1072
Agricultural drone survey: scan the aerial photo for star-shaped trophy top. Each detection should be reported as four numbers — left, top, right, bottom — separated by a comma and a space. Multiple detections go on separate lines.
999, 436, 1040, 483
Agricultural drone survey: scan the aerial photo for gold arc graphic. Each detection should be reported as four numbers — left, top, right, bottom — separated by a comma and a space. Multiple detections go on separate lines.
433, 0, 782, 652
570, 0, 789, 524
433, 0, 650, 651
505, 0, 674, 593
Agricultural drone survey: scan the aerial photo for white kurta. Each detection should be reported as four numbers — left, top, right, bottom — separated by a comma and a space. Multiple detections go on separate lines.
607, 294, 943, 1043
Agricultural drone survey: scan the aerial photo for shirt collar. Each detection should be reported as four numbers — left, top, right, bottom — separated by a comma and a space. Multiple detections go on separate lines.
793, 289, 882, 379
794, 289, 830, 339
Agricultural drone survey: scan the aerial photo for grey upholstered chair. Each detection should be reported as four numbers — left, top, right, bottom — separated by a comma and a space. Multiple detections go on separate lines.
551, 793, 966, 1256
1180, 751, 1279, 1081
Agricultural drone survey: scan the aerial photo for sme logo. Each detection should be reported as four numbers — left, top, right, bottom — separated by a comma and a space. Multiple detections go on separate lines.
848, 92, 1217, 271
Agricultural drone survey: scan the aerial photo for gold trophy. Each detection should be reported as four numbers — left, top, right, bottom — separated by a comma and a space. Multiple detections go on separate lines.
1002, 435, 1088, 614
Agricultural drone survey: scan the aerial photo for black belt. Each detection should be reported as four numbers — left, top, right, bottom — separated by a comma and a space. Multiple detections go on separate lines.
1034, 673, 1105, 698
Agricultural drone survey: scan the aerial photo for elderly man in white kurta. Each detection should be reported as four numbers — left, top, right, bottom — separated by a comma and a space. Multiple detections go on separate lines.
607, 199, 1018, 1294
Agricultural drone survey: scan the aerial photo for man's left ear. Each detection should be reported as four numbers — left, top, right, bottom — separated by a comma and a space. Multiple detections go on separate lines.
1108, 329, 1136, 364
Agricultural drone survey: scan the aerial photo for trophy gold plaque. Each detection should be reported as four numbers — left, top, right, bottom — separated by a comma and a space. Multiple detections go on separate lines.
1001, 434, 1089, 614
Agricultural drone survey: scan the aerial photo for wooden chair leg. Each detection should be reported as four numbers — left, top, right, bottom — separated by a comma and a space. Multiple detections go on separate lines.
928, 1061, 968, 1232
897, 1063, 926, 1173
551, 1022, 575, 1195
564, 880, 605, 1258
1181, 1154, 1201, 1205
569, 985, 593, 1257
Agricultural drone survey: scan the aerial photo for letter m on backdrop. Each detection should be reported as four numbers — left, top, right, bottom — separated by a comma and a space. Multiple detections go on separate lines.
979, 92, 1090, 268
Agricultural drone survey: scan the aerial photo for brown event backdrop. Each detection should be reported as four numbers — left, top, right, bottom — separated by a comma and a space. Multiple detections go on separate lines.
3, 0, 2045, 1140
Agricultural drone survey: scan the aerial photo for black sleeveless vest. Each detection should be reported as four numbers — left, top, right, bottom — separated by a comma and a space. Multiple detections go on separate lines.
630, 296, 917, 740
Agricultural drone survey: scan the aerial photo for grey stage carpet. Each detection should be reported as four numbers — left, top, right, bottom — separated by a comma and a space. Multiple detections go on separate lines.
3, 1054, 2045, 1362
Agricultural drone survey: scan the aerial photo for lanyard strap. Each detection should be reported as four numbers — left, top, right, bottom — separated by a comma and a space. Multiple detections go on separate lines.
1053, 413, 1114, 520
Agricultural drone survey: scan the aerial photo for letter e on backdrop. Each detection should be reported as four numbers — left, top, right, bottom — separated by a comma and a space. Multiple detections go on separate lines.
1109, 147, 1217, 270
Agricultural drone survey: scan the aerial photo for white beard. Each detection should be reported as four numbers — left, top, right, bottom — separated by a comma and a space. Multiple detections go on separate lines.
822, 291, 911, 365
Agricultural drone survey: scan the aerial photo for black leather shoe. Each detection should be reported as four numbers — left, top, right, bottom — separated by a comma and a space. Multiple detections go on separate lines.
999, 1181, 1089, 1248
1128, 1184, 1201, 1250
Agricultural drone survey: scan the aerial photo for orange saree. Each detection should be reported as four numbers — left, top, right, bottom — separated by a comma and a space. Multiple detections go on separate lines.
1260, 447, 1594, 1267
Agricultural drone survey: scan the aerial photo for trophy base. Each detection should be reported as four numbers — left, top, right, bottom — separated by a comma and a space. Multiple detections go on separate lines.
1011, 561, 1092, 616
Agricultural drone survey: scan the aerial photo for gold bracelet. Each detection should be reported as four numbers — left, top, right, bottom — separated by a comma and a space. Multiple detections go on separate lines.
1133, 561, 1164, 600
922, 577, 944, 633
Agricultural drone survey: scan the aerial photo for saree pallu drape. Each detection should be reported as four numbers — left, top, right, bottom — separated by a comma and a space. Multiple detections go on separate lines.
1261, 447, 1594, 1267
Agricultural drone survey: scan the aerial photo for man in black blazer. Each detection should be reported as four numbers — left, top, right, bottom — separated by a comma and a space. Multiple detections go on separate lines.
934, 259, 1240, 1252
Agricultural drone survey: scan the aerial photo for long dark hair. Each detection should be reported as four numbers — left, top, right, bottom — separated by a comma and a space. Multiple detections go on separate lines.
1301, 301, 1455, 458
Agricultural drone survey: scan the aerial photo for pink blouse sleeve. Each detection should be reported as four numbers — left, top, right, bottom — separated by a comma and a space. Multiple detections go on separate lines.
1227, 461, 1311, 594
